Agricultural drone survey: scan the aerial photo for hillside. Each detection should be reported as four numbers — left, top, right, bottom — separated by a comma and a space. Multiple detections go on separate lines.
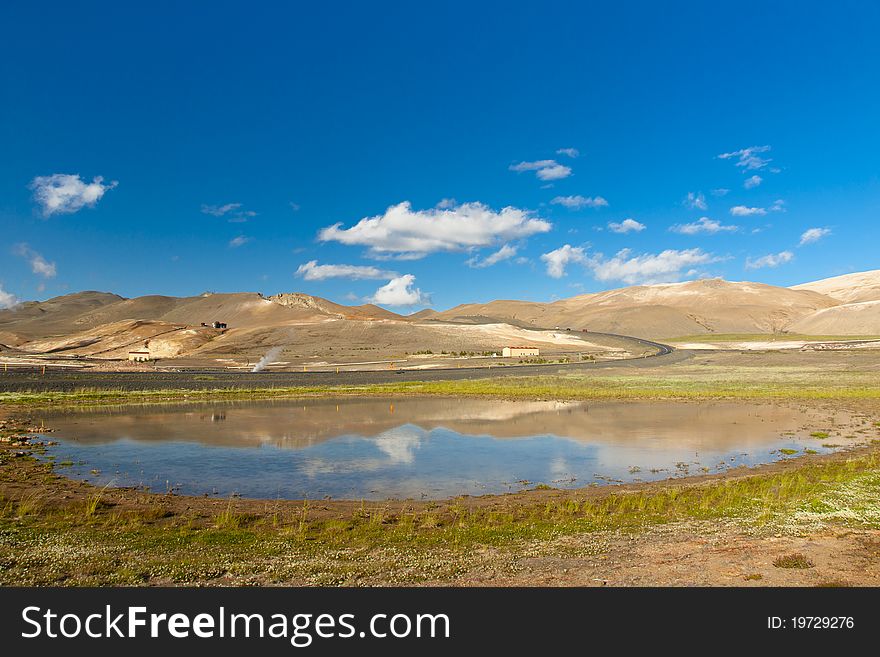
788, 300, 880, 335
0, 290, 402, 344
3, 270, 879, 362
431, 279, 839, 338
791, 269, 880, 304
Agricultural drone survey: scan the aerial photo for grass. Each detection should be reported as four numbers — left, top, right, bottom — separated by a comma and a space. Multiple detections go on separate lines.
773, 553, 814, 569
2, 370, 879, 408
1, 451, 878, 585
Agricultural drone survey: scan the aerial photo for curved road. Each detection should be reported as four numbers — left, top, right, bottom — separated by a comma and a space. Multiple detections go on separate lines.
0, 333, 691, 393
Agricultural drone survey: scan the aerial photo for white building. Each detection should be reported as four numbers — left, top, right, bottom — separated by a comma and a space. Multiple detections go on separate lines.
128, 349, 151, 362
502, 346, 540, 358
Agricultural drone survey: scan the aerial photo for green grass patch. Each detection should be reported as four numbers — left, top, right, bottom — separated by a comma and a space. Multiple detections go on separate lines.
2, 370, 879, 409
1, 452, 878, 585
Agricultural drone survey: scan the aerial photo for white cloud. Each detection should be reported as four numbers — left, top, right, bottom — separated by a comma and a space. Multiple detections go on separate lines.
289, 202, 301, 212
717, 145, 772, 171
711, 188, 730, 196
588, 248, 719, 284
551, 195, 608, 209
228, 235, 252, 248
0, 284, 17, 309
683, 192, 708, 210
318, 201, 551, 259
295, 260, 397, 281
29, 174, 117, 216
540, 245, 588, 278
744, 175, 763, 189
202, 202, 256, 223
730, 205, 767, 217
466, 244, 518, 268
670, 217, 737, 235
799, 227, 831, 246
608, 218, 646, 234
745, 251, 794, 269
201, 202, 241, 216
435, 198, 457, 209
13, 244, 56, 278
509, 159, 572, 181
770, 199, 786, 212
556, 147, 579, 158
368, 274, 429, 306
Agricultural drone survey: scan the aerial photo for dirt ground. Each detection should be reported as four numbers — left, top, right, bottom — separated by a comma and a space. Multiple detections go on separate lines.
2, 348, 879, 586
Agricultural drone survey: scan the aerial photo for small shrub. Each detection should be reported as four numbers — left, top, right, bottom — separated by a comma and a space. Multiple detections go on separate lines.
773, 553, 814, 569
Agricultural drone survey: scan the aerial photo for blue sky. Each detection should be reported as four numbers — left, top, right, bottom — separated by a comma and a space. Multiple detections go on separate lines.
2, 1, 879, 311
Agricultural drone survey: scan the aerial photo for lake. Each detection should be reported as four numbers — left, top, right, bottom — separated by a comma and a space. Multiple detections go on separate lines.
37, 397, 848, 500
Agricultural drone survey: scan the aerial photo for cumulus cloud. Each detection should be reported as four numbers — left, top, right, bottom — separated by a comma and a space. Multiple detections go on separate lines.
745, 251, 794, 269
29, 174, 117, 216
228, 235, 252, 248
730, 205, 767, 217
799, 227, 831, 246
588, 248, 719, 284
711, 188, 730, 197
0, 285, 18, 309
541, 245, 719, 283
608, 218, 646, 234
556, 147, 579, 158
318, 201, 551, 259
540, 245, 588, 278
770, 199, 786, 212
744, 175, 763, 189
551, 195, 608, 210
466, 244, 518, 268
13, 244, 56, 278
509, 159, 572, 181
669, 217, 738, 235
717, 145, 772, 170
368, 274, 429, 306
295, 260, 397, 281
683, 192, 708, 210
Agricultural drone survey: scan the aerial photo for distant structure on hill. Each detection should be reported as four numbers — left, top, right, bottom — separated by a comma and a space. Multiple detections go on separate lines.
128, 348, 151, 362
502, 346, 539, 357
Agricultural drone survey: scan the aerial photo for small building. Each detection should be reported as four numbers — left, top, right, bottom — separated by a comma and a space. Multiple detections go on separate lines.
212, 321, 227, 329
502, 346, 540, 358
128, 349, 151, 362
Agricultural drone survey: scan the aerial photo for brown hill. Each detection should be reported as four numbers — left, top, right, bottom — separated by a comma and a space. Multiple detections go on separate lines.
791, 269, 880, 304
432, 279, 838, 338
0, 290, 403, 342
787, 300, 880, 335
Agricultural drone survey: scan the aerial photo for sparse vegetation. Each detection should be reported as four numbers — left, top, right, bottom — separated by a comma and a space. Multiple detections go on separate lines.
773, 553, 814, 569
1, 440, 878, 585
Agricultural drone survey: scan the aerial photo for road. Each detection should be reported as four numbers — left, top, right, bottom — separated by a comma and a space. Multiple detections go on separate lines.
0, 333, 691, 393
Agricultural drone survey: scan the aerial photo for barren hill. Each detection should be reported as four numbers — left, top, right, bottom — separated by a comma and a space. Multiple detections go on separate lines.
3, 270, 879, 364
430, 279, 839, 338
791, 269, 880, 304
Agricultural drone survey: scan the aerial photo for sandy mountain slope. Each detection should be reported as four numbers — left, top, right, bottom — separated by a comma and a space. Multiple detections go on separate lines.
0, 291, 123, 342
23, 320, 219, 359
432, 279, 838, 338
0, 290, 403, 339
787, 300, 880, 335
791, 269, 880, 303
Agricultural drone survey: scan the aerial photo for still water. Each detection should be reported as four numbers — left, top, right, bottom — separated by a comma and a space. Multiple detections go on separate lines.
38, 398, 844, 500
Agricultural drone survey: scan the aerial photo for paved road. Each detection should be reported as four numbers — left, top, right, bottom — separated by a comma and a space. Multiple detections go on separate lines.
0, 333, 691, 393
